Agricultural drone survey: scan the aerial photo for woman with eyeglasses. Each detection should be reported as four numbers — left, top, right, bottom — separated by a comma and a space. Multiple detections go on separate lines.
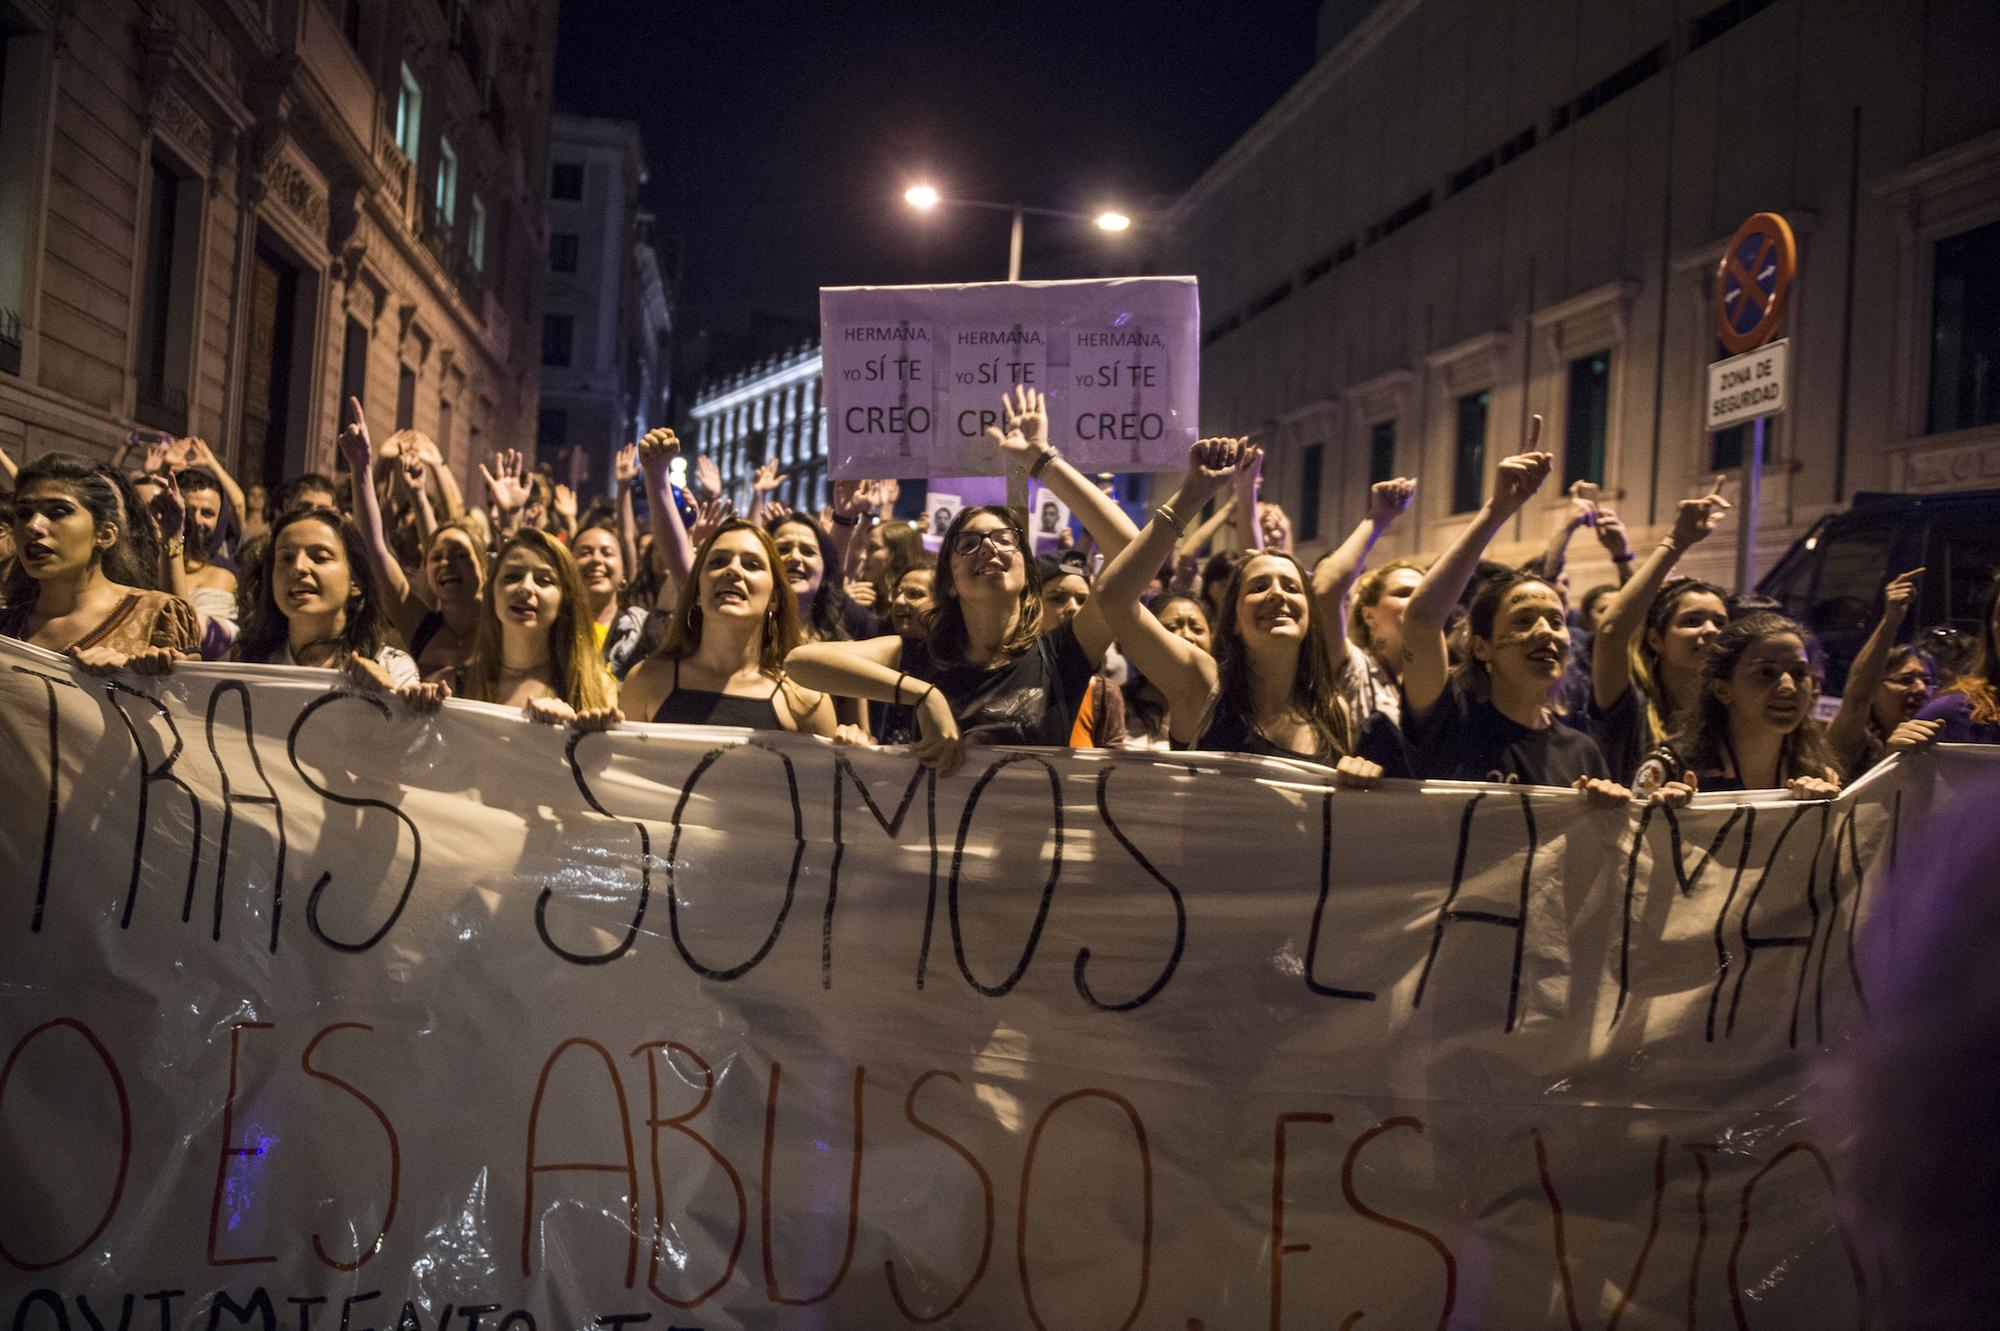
1825, 567, 1945, 774
786, 386, 1138, 775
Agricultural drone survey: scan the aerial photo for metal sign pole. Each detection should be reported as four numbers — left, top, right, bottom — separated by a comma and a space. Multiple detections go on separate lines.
1736, 414, 1765, 591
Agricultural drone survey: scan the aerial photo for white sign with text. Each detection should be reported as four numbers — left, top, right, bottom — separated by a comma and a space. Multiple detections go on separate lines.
821, 277, 1200, 479
1706, 338, 1789, 431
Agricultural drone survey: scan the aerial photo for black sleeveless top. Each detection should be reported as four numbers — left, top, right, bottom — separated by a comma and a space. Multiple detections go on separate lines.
651, 659, 786, 731
1194, 692, 1411, 777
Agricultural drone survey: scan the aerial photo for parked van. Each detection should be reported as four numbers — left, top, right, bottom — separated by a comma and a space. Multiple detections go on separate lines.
1758, 488, 2000, 694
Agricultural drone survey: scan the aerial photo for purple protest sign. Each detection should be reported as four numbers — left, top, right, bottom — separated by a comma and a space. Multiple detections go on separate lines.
820, 276, 1200, 480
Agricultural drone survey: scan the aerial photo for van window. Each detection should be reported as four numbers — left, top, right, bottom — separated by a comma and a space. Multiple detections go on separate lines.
1926, 520, 2000, 633
1805, 525, 1894, 634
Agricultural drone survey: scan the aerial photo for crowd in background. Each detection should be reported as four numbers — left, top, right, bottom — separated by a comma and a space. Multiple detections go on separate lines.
2, 382, 1996, 808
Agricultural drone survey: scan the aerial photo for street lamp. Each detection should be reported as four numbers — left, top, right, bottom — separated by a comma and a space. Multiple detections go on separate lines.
902, 184, 1134, 281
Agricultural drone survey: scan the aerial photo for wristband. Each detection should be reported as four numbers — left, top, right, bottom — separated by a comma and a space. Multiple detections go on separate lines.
830, 510, 860, 527
1612, 551, 1634, 565
1028, 446, 1059, 479
162, 537, 185, 560
1152, 503, 1188, 538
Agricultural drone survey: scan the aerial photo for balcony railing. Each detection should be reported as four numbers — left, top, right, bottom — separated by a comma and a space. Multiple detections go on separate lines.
417, 200, 486, 312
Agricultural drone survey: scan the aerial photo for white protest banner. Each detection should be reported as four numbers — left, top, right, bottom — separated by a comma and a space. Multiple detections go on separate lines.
820, 277, 1199, 479
2, 637, 1964, 1329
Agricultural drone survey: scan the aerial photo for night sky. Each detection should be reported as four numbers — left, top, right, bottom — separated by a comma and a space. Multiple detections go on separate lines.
551, 0, 1323, 362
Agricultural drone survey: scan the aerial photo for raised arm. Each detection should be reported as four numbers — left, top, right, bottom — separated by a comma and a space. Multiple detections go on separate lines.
1096, 440, 1242, 734
983, 384, 1139, 660
336, 396, 426, 642
827, 478, 878, 580
182, 437, 246, 523
1590, 478, 1730, 712
1177, 494, 1236, 558
638, 428, 695, 587
1828, 567, 1922, 770
478, 448, 532, 539
1402, 418, 1552, 718
1523, 494, 1592, 580
612, 442, 640, 576
1312, 477, 1416, 670
1233, 445, 1265, 552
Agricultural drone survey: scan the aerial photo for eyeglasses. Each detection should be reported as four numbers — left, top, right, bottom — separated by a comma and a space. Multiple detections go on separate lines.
951, 528, 1020, 556
1884, 671, 1933, 687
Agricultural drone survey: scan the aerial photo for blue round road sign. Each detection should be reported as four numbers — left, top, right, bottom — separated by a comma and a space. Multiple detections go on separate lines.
1714, 212, 1797, 354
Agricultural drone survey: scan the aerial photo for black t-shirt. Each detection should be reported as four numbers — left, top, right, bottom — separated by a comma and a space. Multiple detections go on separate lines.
1589, 684, 1645, 789
905, 622, 1098, 747
871, 638, 926, 745
1406, 681, 1610, 787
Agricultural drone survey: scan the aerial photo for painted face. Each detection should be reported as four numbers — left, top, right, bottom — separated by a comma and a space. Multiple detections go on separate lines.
889, 567, 935, 638
699, 529, 775, 622
1719, 633, 1814, 734
494, 546, 563, 633
426, 530, 483, 603
571, 527, 624, 598
770, 521, 823, 599
183, 485, 223, 550
1363, 566, 1422, 657
1038, 573, 1090, 631
273, 518, 353, 623
947, 515, 1024, 598
13, 480, 111, 581
1478, 582, 1570, 689
1873, 658, 1934, 730
1235, 554, 1310, 643
1649, 591, 1729, 676
1156, 597, 1213, 655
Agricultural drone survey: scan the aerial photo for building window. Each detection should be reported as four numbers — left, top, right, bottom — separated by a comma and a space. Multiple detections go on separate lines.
1927, 217, 2000, 435
134, 153, 200, 434
550, 161, 583, 200
542, 313, 573, 367
538, 406, 568, 448
435, 136, 457, 226
395, 64, 421, 163
339, 316, 369, 452
550, 232, 579, 272
467, 195, 486, 271
1368, 419, 1396, 484
1453, 390, 1489, 513
1298, 442, 1324, 543
396, 363, 416, 430
1564, 352, 1611, 485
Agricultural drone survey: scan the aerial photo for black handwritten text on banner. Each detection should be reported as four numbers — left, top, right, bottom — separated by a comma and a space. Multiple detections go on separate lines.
0, 640, 1958, 1328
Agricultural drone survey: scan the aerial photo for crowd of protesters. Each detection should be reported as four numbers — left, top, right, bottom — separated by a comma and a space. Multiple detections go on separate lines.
2, 383, 1995, 806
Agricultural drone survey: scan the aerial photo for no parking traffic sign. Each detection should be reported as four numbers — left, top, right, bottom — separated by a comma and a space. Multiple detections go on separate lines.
1714, 211, 1796, 354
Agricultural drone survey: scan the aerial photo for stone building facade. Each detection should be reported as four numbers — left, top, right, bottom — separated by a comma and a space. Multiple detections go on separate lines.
537, 112, 672, 495
687, 341, 830, 514
0, 0, 555, 495
1165, 0, 2000, 590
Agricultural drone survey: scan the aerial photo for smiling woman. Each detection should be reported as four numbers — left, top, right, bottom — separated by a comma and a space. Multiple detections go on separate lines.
446, 528, 618, 730
617, 518, 834, 734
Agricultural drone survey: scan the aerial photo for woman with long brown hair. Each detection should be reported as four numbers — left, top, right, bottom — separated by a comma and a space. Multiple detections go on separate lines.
439, 527, 618, 729
618, 517, 835, 733
785, 386, 1138, 774
1094, 438, 1385, 780
1916, 571, 2000, 744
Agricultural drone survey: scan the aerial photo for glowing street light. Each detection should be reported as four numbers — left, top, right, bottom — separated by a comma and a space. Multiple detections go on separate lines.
901, 186, 1136, 281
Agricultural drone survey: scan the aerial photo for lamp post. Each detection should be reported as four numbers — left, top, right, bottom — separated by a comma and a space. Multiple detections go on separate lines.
901, 186, 1134, 518
903, 185, 1131, 282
